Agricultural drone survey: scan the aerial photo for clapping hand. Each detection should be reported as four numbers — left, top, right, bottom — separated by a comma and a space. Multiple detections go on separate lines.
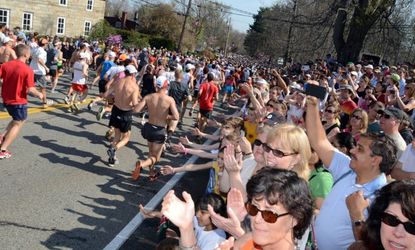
161, 190, 194, 230
224, 145, 242, 173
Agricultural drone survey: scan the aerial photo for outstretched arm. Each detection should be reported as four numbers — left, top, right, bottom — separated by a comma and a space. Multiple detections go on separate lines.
305, 96, 335, 167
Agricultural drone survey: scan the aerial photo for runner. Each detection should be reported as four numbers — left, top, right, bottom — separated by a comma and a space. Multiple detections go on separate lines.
178, 64, 195, 125
104, 65, 140, 166
197, 72, 219, 132
30, 37, 53, 108
132, 76, 179, 181
0, 37, 17, 64
67, 52, 89, 113
46, 41, 61, 93
0, 44, 43, 159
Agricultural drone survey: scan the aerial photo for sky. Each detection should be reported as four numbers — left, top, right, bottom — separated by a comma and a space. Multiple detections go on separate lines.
218, 0, 277, 32
128, 0, 278, 33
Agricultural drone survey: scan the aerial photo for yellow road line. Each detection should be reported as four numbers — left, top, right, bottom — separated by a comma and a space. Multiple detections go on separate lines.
0, 98, 95, 120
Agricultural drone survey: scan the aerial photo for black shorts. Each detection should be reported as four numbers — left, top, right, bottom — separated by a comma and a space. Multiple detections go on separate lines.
193, 89, 199, 99
48, 68, 57, 77
98, 79, 108, 94
109, 105, 133, 133
200, 109, 212, 119
34, 74, 47, 88
141, 122, 167, 144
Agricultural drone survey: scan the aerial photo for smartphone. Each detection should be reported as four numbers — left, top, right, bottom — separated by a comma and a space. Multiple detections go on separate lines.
304, 84, 327, 100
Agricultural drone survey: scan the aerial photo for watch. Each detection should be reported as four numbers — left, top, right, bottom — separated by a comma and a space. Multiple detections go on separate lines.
354, 220, 365, 226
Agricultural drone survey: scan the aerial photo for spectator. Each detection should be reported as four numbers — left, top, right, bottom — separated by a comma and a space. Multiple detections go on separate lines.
379, 107, 407, 156
306, 96, 398, 250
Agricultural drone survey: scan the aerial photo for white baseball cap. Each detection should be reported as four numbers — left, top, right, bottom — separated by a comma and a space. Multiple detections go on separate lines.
125, 65, 138, 74
79, 52, 88, 59
156, 76, 169, 89
108, 51, 116, 58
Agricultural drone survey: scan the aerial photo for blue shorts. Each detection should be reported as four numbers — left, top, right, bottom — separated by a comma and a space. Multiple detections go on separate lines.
224, 85, 234, 94
5, 104, 28, 121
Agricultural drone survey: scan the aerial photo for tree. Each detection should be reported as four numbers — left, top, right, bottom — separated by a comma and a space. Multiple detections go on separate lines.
333, 0, 400, 64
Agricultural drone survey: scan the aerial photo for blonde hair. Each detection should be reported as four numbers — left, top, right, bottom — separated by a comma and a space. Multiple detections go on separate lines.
351, 108, 368, 133
267, 124, 311, 180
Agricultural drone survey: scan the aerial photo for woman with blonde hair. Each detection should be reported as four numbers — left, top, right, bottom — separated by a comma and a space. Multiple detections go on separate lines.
346, 108, 368, 141
264, 123, 312, 180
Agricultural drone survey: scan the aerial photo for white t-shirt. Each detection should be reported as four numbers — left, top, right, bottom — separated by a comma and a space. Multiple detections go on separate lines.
30, 47, 47, 75
193, 217, 226, 250
72, 61, 86, 84
399, 144, 415, 172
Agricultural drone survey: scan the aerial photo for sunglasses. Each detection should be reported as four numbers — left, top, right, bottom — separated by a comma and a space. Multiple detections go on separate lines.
253, 139, 266, 147
263, 144, 297, 158
381, 212, 415, 235
382, 114, 392, 119
325, 109, 335, 114
245, 202, 290, 223
352, 115, 362, 120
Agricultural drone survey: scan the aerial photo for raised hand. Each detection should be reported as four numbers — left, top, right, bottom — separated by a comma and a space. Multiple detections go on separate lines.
161, 190, 195, 230
227, 188, 247, 222
224, 144, 242, 173
208, 204, 244, 238
179, 136, 191, 145
215, 237, 235, 250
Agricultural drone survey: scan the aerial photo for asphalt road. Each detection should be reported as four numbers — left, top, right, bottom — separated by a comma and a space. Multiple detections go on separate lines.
0, 72, 227, 250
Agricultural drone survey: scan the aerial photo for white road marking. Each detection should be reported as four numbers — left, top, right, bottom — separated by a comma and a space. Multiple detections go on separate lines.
104, 130, 219, 250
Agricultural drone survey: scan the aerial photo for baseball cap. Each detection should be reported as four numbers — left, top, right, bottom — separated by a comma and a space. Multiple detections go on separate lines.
156, 76, 169, 89
364, 64, 374, 70
380, 107, 405, 121
82, 42, 90, 47
339, 84, 354, 93
2, 36, 12, 43
263, 113, 286, 126
125, 65, 137, 74
350, 71, 358, 77
79, 52, 88, 59
186, 64, 195, 70
254, 78, 268, 85
391, 73, 400, 82
118, 54, 128, 61
108, 51, 116, 58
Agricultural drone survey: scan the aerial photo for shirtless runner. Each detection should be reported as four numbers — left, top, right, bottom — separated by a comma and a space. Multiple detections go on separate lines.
133, 75, 179, 181
104, 65, 140, 166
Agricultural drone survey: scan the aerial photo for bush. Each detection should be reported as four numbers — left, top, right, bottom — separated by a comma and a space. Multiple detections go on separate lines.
125, 32, 149, 49
89, 20, 115, 41
149, 37, 176, 50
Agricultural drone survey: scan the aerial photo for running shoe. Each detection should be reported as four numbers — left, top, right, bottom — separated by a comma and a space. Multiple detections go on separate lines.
79, 92, 88, 103
64, 95, 70, 104
0, 150, 12, 159
73, 103, 80, 111
96, 106, 105, 121
107, 146, 117, 166
43, 99, 54, 108
132, 161, 142, 180
87, 101, 95, 111
189, 108, 194, 117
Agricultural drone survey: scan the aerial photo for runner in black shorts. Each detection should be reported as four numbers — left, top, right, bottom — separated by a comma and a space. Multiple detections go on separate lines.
109, 105, 133, 133
141, 123, 167, 144
199, 109, 212, 119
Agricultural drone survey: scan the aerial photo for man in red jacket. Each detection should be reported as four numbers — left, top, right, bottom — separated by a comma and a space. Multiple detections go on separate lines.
198, 72, 219, 132
0, 44, 43, 159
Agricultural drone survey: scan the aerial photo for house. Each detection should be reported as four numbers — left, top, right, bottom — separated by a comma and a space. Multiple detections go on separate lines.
104, 11, 137, 31
0, 0, 106, 37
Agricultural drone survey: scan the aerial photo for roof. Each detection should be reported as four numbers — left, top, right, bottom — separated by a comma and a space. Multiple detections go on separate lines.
104, 16, 137, 30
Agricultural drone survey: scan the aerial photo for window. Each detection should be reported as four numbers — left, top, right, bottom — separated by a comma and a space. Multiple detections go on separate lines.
59, 0, 67, 6
84, 21, 91, 36
56, 17, 65, 35
0, 9, 10, 27
86, 0, 94, 11
22, 12, 33, 31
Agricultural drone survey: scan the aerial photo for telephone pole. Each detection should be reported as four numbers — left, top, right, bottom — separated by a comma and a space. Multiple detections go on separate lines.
178, 0, 192, 52
224, 17, 231, 57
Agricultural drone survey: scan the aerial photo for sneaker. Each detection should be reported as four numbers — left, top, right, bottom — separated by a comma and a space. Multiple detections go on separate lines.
79, 92, 88, 103
44, 99, 54, 107
73, 103, 80, 111
87, 101, 95, 111
107, 146, 116, 165
96, 106, 105, 121
109, 157, 119, 167
51, 89, 56, 94
64, 95, 70, 104
104, 113, 111, 119
0, 150, 12, 159
188, 108, 193, 117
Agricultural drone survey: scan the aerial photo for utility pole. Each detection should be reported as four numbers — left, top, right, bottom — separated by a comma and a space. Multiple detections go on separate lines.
284, 0, 297, 65
178, 0, 192, 52
224, 17, 231, 57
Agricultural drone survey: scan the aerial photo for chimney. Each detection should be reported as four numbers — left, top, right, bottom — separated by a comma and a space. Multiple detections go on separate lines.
121, 11, 127, 29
